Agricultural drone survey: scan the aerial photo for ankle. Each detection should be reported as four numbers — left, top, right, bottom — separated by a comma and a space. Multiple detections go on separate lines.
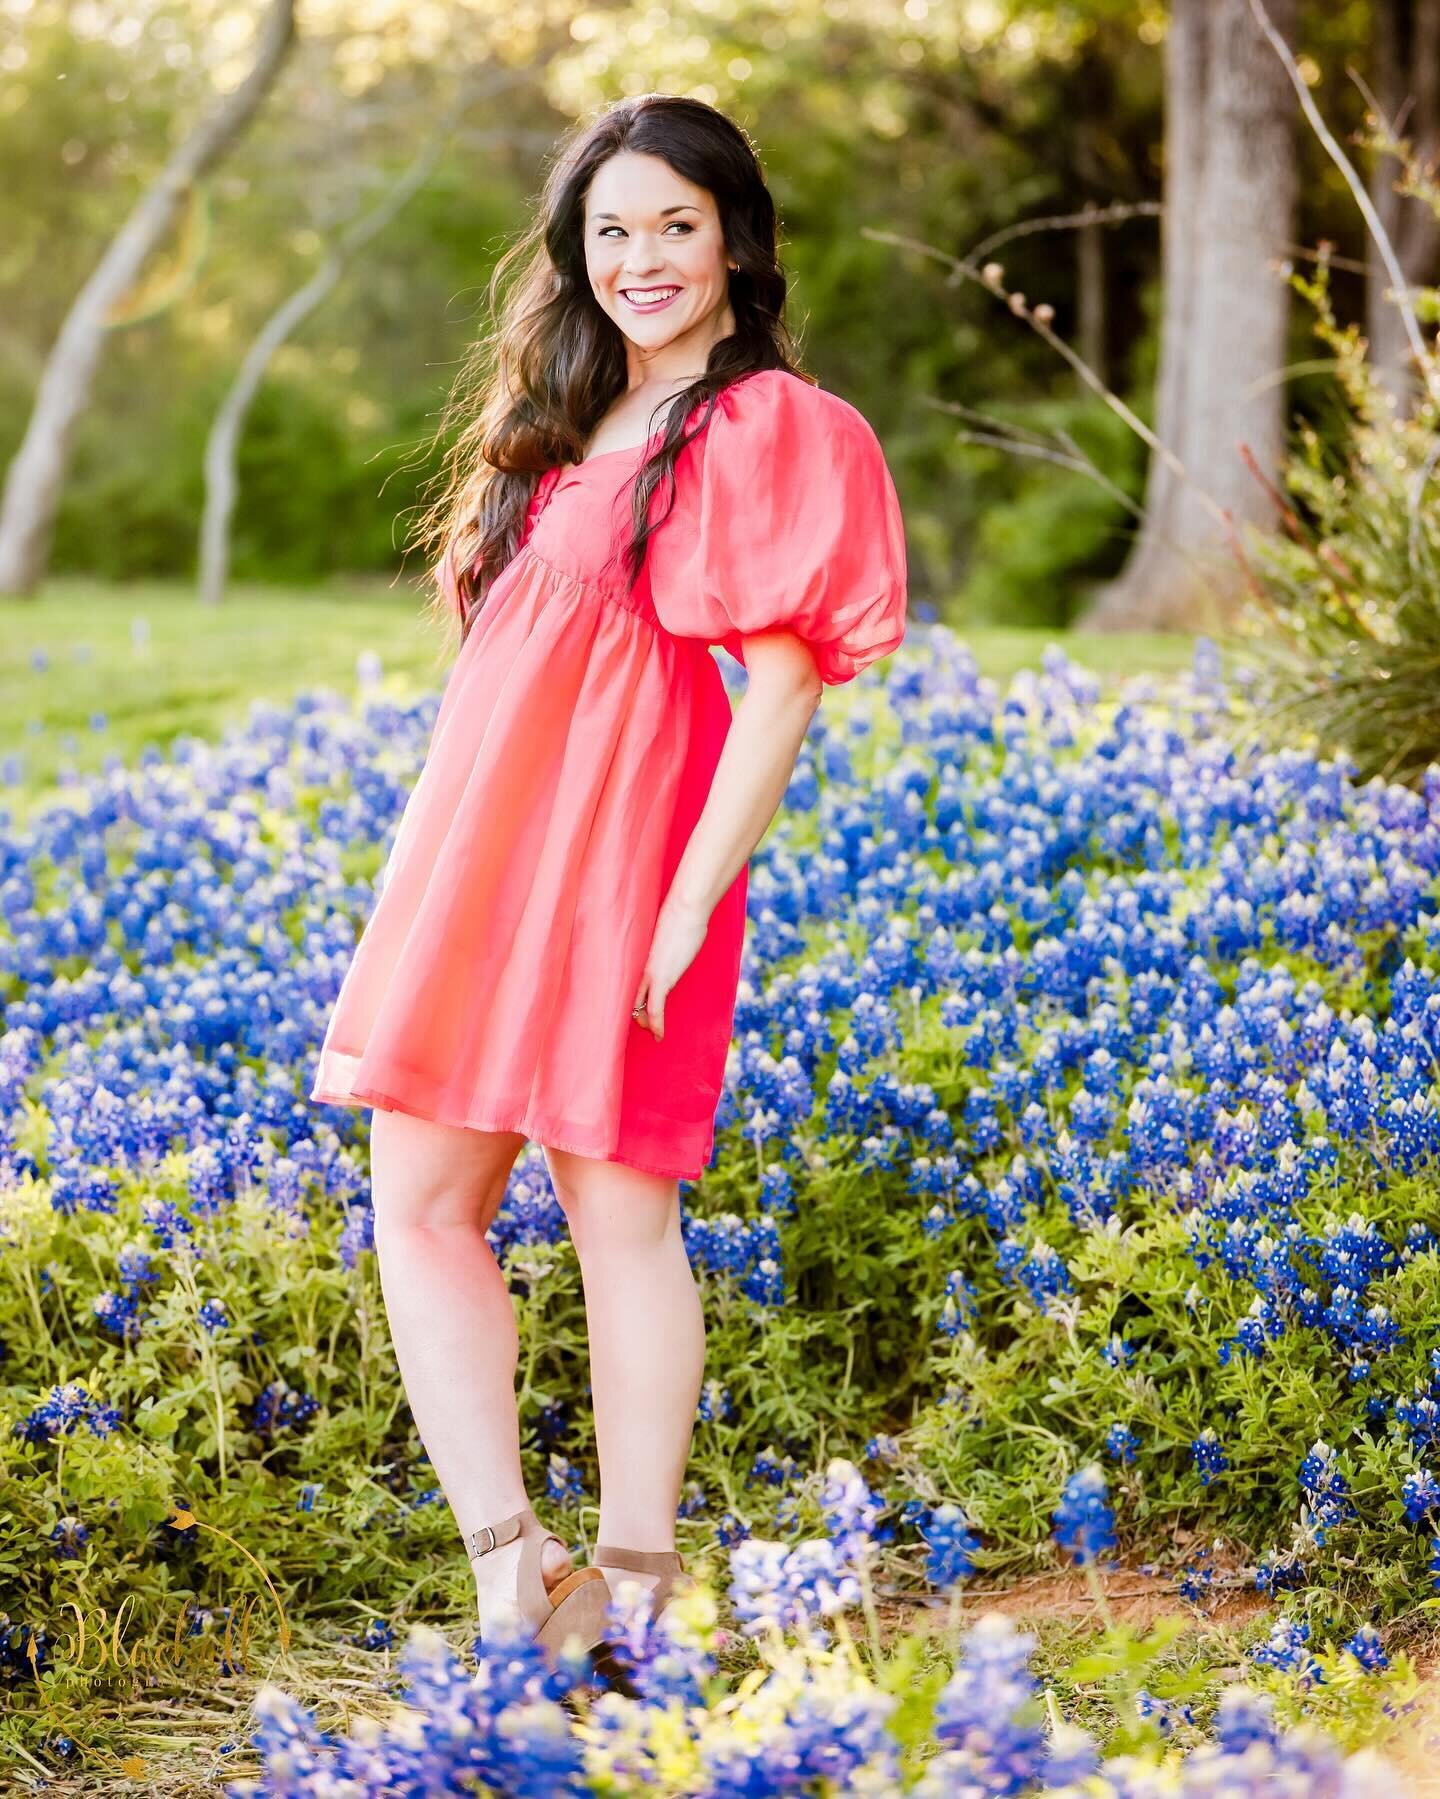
595, 1531, 677, 1556
463, 1504, 531, 1555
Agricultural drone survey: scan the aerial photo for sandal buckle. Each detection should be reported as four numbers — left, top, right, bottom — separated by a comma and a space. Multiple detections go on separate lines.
470, 1524, 498, 1558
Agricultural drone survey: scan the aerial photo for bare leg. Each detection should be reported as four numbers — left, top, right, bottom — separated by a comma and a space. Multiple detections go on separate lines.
543, 1145, 705, 1596
368, 1109, 571, 1630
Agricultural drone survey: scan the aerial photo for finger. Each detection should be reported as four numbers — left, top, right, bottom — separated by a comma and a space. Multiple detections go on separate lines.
649, 986, 666, 1040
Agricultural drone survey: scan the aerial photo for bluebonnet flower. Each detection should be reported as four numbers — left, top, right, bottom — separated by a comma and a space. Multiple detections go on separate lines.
338, 1201, 375, 1267
596, 1576, 716, 1709
1402, 1465, 1440, 1524
1251, 1617, 1325, 1688
695, 1659, 900, 1794
926, 1612, 1048, 1795
999, 1235, 1075, 1317
245, 1381, 319, 1444
714, 1510, 750, 1550
545, 1454, 583, 1507
1105, 1421, 1139, 1465
1254, 1549, 1309, 1597
1052, 1464, 1117, 1567
819, 1458, 884, 1564
1177, 1544, 1215, 1605
49, 1517, 88, 1560
92, 1287, 145, 1344
747, 1446, 801, 1490
1342, 1623, 1389, 1672
1190, 1427, 1230, 1487
918, 1501, 981, 1590
13, 1384, 121, 1445
757, 1162, 796, 1217
937, 1269, 978, 1338
1298, 1439, 1357, 1544
696, 1380, 733, 1424
727, 1535, 860, 1635
1135, 1685, 1196, 1735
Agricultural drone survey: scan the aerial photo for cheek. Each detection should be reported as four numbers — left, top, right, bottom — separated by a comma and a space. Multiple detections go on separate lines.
682, 239, 726, 284
585, 247, 619, 292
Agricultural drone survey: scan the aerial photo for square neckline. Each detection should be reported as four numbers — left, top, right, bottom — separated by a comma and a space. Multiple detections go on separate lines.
565, 373, 772, 472
572, 429, 662, 470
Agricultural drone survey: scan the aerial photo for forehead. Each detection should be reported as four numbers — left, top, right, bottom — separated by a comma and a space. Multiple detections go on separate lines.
584, 150, 714, 219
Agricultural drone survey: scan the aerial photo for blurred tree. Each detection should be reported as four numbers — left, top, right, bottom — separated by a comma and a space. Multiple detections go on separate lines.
1366, 0, 1440, 411
1086, 0, 1299, 631
197, 66, 534, 606
0, 0, 297, 597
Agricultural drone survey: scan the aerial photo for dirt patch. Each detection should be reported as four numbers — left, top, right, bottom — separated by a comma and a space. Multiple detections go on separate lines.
872, 1558, 1272, 1642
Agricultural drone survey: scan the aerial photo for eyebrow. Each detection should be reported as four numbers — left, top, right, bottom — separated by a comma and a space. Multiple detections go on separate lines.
591, 204, 702, 221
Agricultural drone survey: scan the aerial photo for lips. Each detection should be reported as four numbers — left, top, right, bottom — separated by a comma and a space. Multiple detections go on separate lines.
620, 286, 681, 309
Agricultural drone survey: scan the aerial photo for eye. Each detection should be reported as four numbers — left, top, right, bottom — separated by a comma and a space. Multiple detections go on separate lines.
596, 221, 695, 238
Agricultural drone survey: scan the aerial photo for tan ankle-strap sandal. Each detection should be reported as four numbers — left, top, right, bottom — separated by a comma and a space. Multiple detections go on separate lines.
593, 1544, 691, 1621
468, 1507, 613, 1668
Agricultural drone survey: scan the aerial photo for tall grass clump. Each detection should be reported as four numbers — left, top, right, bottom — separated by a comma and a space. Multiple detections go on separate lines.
1236, 239, 1440, 789
1224, 34, 1440, 789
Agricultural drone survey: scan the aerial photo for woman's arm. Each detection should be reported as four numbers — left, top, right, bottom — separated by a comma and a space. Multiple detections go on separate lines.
631, 631, 823, 1039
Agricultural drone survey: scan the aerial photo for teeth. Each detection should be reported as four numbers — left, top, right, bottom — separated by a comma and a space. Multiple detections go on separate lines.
623, 287, 679, 305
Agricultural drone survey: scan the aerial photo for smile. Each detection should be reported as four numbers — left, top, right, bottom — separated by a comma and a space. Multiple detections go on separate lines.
620, 286, 682, 310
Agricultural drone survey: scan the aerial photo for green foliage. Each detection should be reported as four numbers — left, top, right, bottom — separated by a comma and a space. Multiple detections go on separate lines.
1238, 253, 1440, 789
955, 399, 1145, 628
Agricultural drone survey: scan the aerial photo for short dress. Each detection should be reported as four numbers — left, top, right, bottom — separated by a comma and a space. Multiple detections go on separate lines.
308, 367, 908, 1179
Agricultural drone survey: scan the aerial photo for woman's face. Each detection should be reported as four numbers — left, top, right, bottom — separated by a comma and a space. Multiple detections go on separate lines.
583, 150, 737, 377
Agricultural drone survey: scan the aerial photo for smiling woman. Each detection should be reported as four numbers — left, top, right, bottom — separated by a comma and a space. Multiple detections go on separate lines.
585, 157, 736, 350
574, 156, 742, 456
310, 92, 907, 1686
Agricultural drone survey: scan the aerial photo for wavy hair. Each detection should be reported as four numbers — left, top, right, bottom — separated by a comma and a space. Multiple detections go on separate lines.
409, 93, 808, 645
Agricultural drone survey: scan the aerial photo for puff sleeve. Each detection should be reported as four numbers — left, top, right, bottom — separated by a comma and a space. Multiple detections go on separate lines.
646, 370, 908, 686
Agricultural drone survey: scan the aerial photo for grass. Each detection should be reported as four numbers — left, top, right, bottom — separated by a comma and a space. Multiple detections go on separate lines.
1, 579, 1200, 816
7, 1570, 1293, 1795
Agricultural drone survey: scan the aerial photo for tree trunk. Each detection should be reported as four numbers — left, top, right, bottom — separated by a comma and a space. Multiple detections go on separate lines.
1076, 208, 1107, 389
1074, 50, 1112, 388
1084, 0, 1298, 632
1366, 0, 1440, 414
0, 0, 297, 597
198, 89, 468, 606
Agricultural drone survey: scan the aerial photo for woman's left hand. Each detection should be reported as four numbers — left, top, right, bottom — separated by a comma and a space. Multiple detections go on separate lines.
632, 895, 710, 1041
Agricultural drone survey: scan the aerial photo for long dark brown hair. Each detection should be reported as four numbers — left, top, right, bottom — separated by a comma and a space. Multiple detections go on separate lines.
409, 93, 808, 644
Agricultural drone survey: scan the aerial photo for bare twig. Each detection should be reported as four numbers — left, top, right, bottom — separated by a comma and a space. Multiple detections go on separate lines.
964, 200, 1163, 268
933, 396, 1148, 521
862, 224, 1228, 528
1247, 0, 1440, 411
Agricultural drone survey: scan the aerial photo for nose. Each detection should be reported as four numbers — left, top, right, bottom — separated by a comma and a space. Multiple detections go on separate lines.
622, 236, 667, 278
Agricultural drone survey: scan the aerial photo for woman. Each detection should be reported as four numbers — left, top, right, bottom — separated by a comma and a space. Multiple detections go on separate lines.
308, 92, 907, 1672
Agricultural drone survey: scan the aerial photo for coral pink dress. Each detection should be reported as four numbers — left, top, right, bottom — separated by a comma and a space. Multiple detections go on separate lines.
308, 368, 908, 1179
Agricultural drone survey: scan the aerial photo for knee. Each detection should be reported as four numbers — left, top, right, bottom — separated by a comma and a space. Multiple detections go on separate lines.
545, 1151, 680, 1259
369, 1117, 525, 1236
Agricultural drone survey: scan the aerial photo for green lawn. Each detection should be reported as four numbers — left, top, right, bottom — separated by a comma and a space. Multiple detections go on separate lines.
2, 578, 1202, 815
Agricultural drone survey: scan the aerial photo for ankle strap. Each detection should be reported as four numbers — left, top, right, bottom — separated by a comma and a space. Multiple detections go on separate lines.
594, 1544, 683, 1574
467, 1509, 528, 1561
